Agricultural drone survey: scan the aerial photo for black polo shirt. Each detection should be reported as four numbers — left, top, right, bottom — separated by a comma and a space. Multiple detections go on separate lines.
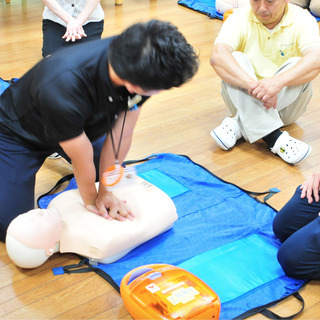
0, 37, 148, 150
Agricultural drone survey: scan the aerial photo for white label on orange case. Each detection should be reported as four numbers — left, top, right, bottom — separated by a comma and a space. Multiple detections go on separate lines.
145, 283, 160, 293
167, 286, 200, 305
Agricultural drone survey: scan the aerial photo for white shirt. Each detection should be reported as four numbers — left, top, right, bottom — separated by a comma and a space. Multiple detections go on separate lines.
43, 0, 105, 27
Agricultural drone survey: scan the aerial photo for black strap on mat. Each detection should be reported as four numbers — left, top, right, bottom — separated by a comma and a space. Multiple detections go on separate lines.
63, 258, 120, 294
260, 292, 305, 320
247, 188, 280, 203
234, 290, 307, 320
37, 173, 74, 207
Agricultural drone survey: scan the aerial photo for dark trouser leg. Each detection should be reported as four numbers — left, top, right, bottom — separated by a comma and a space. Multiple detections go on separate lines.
273, 186, 320, 279
277, 217, 320, 280
82, 20, 104, 40
273, 186, 320, 241
0, 133, 46, 242
42, 19, 104, 58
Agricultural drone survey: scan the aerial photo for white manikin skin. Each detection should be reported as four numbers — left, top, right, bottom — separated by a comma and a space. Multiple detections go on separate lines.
6, 208, 62, 268
216, 0, 250, 14
6, 177, 178, 269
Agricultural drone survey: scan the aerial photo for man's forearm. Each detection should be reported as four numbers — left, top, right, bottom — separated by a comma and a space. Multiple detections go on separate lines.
73, 162, 98, 206
277, 49, 320, 87
210, 45, 257, 90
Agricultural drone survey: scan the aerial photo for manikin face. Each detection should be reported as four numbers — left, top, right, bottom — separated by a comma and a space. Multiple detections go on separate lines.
7, 208, 62, 255
250, 0, 288, 29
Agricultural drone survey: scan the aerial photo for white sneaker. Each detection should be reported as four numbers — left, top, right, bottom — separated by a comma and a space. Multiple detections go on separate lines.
47, 152, 61, 159
210, 117, 242, 150
271, 131, 311, 165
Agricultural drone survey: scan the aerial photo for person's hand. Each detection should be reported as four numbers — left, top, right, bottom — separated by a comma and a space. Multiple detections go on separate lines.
262, 95, 277, 110
300, 172, 320, 203
248, 77, 282, 109
63, 18, 87, 42
247, 79, 259, 96
88, 188, 135, 221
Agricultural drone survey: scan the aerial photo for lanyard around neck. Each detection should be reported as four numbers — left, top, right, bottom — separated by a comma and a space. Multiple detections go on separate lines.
109, 107, 128, 164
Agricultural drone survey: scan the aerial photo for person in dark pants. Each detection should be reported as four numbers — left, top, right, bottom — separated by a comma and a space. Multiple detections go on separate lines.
0, 20, 199, 242
273, 172, 320, 280
41, 0, 105, 58
42, 0, 105, 159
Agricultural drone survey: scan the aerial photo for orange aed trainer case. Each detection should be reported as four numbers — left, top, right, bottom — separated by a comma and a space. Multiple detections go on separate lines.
120, 264, 220, 319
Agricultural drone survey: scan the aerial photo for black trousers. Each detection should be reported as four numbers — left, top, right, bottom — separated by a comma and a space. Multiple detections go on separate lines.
273, 186, 320, 280
0, 132, 105, 242
42, 19, 104, 58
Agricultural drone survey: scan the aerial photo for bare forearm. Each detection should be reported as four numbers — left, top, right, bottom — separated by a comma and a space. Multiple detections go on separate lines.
42, 0, 73, 23
76, 0, 101, 25
210, 44, 256, 90
59, 132, 98, 206
72, 160, 97, 206
274, 50, 320, 87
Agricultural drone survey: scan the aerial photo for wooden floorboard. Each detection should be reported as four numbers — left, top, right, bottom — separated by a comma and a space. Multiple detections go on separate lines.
0, 0, 319, 319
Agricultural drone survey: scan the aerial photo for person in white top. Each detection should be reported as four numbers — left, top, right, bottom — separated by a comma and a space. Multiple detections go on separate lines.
42, 0, 105, 57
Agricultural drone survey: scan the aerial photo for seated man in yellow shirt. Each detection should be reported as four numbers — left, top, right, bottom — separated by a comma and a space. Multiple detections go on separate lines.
210, 0, 320, 165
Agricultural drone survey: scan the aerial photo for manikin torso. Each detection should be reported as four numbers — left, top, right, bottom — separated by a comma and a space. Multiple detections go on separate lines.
6, 177, 178, 268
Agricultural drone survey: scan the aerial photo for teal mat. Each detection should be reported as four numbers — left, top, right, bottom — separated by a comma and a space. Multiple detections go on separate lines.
179, 234, 283, 304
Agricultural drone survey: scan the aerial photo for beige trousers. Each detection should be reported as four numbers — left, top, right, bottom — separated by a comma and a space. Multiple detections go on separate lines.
221, 52, 312, 143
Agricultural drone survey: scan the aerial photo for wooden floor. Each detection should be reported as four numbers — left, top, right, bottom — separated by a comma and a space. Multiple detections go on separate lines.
0, 0, 319, 318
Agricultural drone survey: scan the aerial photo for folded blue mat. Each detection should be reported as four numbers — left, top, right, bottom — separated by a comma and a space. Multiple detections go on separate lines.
178, 0, 223, 19
178, 0, 320, 21
0, 78, 11, 95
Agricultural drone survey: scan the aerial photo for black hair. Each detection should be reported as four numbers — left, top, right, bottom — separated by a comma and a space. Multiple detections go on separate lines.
108, 19, 199, 90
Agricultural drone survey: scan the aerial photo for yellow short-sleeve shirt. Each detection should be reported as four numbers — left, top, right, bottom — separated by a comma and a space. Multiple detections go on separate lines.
214, 4, 320, 79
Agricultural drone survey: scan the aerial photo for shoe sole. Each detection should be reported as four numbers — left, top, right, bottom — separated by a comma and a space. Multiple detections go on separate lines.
210, 130, 230, 151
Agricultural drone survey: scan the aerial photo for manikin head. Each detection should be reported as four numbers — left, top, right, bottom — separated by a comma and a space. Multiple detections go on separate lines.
215, 0, 250, 14
6, 208, 62, 268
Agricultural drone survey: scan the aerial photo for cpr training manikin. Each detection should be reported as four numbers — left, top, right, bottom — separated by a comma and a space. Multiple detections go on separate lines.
6, 176, 178, 268
215, 0, 249, 13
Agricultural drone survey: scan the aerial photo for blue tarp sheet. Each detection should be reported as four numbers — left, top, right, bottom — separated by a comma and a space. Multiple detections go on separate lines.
178, 0, 223, 19
49, 153, 306, 319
